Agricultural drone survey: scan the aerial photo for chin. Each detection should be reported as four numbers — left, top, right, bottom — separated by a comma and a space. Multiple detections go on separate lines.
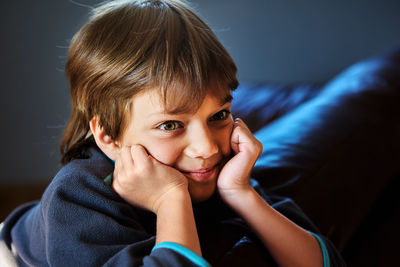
188, 180, 217, 203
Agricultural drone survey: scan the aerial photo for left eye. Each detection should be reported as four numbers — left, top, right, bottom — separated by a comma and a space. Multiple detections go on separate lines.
211, 110, 230, 121
158, 121, 181, 131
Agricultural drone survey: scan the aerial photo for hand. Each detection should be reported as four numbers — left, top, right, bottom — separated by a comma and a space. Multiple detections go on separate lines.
112, 145, 189, 213
217, 118, 263, 200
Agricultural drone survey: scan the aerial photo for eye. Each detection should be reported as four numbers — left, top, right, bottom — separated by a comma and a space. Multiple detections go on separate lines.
210, 109, 231, 121
157, 121, 181, 131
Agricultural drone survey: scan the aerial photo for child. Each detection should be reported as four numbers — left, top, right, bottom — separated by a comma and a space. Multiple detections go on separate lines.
0, 0, 344, 266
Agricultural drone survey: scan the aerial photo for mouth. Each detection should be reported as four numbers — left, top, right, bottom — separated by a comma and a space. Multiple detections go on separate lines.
180, 165, 219, 182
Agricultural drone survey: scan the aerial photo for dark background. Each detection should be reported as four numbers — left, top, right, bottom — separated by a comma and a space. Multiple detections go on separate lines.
1, 0, 400, 185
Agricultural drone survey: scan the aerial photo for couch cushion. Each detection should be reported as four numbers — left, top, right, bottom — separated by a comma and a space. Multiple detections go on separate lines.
232, 47, 400, 250
232, 83, 321, 133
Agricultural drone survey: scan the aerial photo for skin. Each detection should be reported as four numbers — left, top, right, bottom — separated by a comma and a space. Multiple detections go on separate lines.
89, 88, 323, 266
117, 90, 234, 203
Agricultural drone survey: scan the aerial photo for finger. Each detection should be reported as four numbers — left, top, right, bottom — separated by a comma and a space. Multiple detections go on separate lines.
231, 121, 253, 154
231, 122, 260, 154
118, 146, 134, 170
113, 146, 134, 185
114, 151, 122, 171
230, 125, 249, 153
234, 117, 251, 132
130, 144, 151, 168
230, 128, 240, 154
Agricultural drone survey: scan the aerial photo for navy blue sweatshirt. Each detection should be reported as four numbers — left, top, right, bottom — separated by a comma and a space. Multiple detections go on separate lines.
1, 147, 344, 266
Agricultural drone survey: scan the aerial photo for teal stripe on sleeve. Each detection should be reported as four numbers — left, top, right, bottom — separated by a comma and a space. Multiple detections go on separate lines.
104, 173, 113, 186
309, 232, 330, 267
152, 242, 211, 267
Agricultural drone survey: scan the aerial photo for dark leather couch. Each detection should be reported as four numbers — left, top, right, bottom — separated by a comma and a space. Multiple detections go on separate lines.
232, 47, 400, 265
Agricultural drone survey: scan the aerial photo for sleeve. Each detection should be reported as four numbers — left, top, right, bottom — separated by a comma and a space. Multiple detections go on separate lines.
309, 232, 332, 267
103, 174, 211, 266
7, 163, 209, 267
104, 242, 211, 267
150, 243, 210, 267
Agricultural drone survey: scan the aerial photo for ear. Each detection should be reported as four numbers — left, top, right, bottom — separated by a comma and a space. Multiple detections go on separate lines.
89, 116, 119, 161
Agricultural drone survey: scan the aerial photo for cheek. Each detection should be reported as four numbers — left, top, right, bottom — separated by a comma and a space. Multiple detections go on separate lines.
218, 124, 233, 157
123, 128, 183, 166
143, 139, 182, 165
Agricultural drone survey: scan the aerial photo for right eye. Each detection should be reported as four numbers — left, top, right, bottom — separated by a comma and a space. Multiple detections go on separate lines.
157, 121, 182, 131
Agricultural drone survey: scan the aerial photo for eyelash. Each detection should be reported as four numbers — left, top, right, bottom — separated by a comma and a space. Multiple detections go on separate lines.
210, 109, 231, 121
157, 109, 231, 132
157, 121, 183, 131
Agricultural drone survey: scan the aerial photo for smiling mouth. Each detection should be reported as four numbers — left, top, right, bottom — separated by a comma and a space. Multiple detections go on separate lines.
181, 165, 219, 182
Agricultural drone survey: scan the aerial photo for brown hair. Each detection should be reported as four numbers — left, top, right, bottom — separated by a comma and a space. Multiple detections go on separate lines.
60, 0, 238, 164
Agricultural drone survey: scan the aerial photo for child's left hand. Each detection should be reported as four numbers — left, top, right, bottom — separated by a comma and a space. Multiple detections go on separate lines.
217, 118, 263, 201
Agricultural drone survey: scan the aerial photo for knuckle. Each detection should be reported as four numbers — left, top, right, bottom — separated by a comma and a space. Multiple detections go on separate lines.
257, 141, 263, 155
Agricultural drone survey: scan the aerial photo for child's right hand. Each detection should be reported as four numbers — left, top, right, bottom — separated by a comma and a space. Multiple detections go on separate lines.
112, 145, 189, 214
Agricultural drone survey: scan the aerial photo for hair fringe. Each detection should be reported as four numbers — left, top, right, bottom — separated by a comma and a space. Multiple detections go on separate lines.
60, 0, 238, 164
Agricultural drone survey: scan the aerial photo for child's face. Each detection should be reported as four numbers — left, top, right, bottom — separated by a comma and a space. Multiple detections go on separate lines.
120, 89, 233, 202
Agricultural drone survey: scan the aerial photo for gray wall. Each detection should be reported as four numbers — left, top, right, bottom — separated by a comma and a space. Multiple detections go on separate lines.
1, 0, 400, 184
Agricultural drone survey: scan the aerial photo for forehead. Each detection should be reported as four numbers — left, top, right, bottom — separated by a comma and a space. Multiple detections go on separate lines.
136, 85, 232, 114
131, 88, 232, 117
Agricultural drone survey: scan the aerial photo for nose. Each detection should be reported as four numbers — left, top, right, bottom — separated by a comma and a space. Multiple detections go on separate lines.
184, 123, 219, 159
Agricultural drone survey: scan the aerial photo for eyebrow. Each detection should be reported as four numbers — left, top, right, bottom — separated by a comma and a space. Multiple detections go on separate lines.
220, 94, 233, 105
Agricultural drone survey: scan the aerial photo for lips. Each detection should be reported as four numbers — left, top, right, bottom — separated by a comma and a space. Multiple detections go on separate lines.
180, 165, 219, 182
